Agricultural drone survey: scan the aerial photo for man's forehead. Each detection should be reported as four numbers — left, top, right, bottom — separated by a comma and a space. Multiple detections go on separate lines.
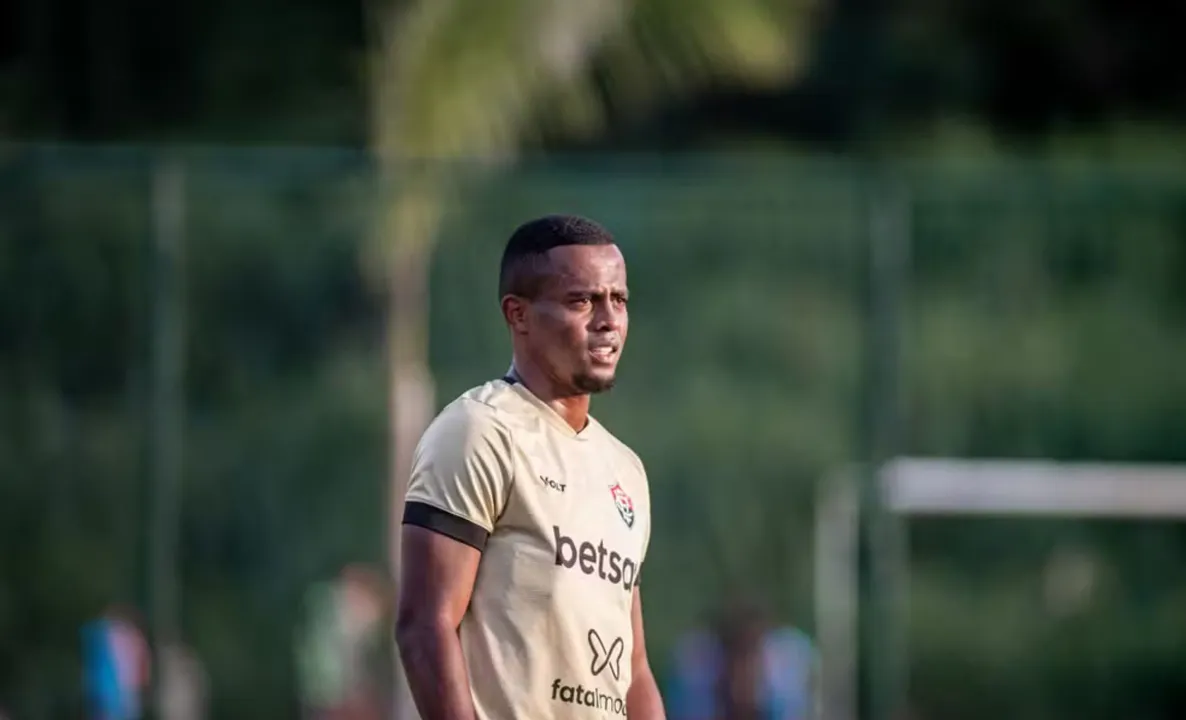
544, 244, 626, 283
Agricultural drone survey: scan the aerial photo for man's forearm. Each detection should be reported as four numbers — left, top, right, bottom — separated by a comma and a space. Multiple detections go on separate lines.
397, 623, 477, 720
626, 663, 666, 720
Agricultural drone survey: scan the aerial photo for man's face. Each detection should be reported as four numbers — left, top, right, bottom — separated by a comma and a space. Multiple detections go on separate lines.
517, 244, 629, 395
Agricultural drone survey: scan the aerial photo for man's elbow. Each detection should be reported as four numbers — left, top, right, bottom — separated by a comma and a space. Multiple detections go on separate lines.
632, 648, 652, 677
394, 605, 453, 661
630, 651, 657, 694
393, 607, 416, 653
394, 605, 426, 654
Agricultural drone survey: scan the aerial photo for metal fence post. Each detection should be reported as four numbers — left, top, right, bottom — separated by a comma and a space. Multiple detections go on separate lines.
860, 175, 910, 720
147, 152, 187, 720
816, 466, 860, 720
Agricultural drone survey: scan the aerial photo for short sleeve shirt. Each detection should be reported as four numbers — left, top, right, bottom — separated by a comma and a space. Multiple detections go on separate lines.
403, 377, 652, 720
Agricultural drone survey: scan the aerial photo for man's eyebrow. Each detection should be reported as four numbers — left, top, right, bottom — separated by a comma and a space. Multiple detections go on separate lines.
566, 287, 628, 295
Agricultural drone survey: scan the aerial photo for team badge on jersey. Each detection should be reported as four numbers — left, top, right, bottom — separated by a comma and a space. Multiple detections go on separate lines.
608, 483, 635, 529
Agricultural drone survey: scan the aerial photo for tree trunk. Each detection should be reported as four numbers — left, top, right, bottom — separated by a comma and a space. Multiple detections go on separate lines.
382, 185, 441, 720
386, 268, 432, 720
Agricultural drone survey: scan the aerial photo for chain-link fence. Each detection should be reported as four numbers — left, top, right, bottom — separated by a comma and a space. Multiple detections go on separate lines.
2, 145, 1185, 719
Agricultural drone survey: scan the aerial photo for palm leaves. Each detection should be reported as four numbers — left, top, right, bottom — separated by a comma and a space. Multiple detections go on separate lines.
370, 0, 817, 157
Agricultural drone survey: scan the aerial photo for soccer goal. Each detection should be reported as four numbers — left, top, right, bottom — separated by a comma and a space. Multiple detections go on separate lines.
813, 457, 1186, 720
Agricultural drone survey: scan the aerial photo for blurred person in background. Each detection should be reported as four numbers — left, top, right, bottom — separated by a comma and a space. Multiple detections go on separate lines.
81, 605, 152, 720
158, 641, 209, 720
666, 595, 818, 720
397, 215, 664, 720
296, 564, 391, 720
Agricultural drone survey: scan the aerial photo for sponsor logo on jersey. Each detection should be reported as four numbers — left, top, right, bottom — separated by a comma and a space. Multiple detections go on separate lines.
539, 475, 566, 493
550, 628, 629, 715
609, 483, 635, 528
551, 678, 626, 717
553, 526, 638, 592
587, 629, 624, 680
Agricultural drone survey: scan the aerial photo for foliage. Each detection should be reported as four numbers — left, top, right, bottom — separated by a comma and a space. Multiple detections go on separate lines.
4, 0, 1186, 147
3, 145, 1186, 717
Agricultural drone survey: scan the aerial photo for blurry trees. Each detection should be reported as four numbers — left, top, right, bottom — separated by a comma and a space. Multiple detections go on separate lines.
3, 0, 1186, 717
6, 0, 1186, 147
3, 147, 1186, 719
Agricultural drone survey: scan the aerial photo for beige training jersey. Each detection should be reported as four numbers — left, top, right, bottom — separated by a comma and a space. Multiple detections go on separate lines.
403, 376, 652, 720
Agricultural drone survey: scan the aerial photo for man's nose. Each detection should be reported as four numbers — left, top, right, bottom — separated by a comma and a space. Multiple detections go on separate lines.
592, 299, 623, 330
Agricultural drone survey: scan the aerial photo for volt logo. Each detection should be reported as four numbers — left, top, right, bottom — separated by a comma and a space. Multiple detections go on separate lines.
540, 475, 566, 493
587, 629, 624, 681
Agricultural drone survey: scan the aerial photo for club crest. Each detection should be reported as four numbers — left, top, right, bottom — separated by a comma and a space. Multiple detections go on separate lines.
608, 483, 635, 529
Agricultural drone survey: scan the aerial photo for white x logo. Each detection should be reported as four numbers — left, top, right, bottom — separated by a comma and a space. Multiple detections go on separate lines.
587, 629, 624, 680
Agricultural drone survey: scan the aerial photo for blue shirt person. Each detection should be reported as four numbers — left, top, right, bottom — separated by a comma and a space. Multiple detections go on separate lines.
666, 616, 818, 720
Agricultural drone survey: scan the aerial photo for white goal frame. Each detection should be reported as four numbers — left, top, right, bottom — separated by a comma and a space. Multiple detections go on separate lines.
814, 457, 1186, 720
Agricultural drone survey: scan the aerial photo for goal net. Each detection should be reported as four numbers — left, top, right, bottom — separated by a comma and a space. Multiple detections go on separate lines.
814, 457, 1186, 720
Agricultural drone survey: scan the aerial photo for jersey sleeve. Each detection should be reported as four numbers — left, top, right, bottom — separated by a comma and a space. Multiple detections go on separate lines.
402, 400, 514, 551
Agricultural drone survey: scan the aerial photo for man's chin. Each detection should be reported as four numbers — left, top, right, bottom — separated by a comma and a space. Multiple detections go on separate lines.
573, 372, 616, 395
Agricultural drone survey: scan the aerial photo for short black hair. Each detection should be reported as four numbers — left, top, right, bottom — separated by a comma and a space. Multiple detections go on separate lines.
498, 214, 616, 299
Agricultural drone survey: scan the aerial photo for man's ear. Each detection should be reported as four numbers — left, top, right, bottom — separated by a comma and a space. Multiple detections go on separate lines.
502, 295, 530, 335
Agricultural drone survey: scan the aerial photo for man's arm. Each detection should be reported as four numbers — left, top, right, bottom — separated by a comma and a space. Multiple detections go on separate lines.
395, 524, 482, 720
626, 585, 667, 720
396, 401, 513, 720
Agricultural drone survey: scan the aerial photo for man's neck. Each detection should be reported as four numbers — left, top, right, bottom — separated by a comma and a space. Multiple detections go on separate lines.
506, 362, 590, 433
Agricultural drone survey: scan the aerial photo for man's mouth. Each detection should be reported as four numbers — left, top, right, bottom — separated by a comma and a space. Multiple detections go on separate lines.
588, 342, 619, 364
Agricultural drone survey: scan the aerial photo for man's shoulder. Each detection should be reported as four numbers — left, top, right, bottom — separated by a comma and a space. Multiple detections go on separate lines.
421, 379, 518, 445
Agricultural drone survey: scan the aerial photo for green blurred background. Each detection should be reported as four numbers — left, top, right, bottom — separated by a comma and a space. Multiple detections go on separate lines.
3, 0, 1186, 718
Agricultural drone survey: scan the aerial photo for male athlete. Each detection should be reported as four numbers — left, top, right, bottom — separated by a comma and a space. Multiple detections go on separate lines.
396, 215, 665, 720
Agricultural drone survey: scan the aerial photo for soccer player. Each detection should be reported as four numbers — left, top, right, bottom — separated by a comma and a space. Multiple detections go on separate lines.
396, 215, 665, 720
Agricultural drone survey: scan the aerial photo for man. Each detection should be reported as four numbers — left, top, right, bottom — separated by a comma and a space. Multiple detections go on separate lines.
666, 595, 819, 720
82, 605, 151, 720
396, 214, 665, 720
297, 565, 391, 720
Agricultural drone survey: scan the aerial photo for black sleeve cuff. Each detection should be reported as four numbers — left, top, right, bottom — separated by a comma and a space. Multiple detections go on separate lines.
403, 501, 490, 551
